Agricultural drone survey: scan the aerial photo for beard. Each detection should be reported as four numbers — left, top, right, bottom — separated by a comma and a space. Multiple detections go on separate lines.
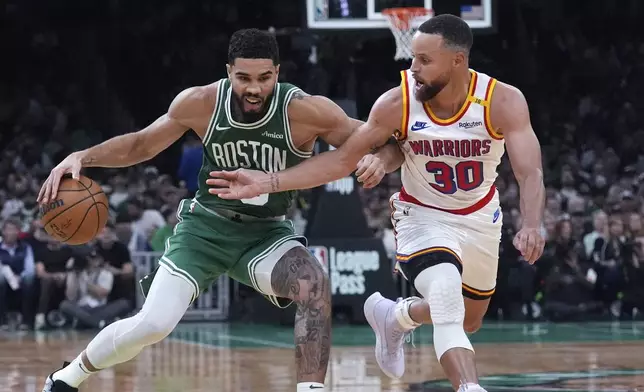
232, 92, 272, 123
413, 75, 449, 102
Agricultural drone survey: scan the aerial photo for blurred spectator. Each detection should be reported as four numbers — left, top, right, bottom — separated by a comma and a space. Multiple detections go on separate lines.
33, 231, 75, 330
117, 197, 165, 252
553, 217, 577, 256
591, 215, 630, 311
149, 209, 179, 253
177, 134, 203, 196
583, 210, 608, 258
0, 218, 36, 329
543, 244, 602, 321
95, 224, 136, 308
60, 249, 130, 329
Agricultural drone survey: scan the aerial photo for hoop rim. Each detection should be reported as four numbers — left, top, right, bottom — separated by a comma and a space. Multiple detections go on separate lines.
381, 7, 432, 17
382, 7, 433, 30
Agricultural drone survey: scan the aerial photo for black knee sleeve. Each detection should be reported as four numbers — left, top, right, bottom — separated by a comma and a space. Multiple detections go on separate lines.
398, 249, 462, 284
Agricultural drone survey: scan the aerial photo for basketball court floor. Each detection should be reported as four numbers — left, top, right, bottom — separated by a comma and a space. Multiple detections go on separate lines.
2, 321, 644, 391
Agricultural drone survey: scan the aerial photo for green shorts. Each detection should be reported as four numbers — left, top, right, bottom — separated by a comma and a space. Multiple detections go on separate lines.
139, 199, 306, 306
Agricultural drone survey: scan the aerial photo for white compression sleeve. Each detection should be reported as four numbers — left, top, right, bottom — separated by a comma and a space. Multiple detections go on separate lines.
85, 265, 195, 368
413, 263, 473, 360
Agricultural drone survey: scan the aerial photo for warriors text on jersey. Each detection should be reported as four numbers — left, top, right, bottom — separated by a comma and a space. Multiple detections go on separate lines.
194, 79, 312, 218
395, 69, 505, 213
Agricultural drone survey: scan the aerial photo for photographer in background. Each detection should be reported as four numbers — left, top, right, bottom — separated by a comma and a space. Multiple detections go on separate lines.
59, 248, 130, 329
543, 244, 602, 321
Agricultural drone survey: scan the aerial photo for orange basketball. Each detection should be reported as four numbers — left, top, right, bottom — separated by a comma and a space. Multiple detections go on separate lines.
40, 175, 110, 245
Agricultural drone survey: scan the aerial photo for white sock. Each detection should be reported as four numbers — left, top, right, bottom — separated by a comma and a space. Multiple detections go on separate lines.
52, 353, 95, 387
458, 383, 485, 391
297, 382, 325, 391
394, 297, 422, 330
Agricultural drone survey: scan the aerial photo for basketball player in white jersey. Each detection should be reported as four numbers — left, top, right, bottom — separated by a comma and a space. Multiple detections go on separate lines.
208, 14, 545, 391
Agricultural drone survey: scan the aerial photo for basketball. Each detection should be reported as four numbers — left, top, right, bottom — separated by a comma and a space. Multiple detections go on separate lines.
40, 175, 110, 245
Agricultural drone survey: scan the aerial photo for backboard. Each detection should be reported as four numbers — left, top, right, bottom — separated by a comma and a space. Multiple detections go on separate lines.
307, 0, 493, 30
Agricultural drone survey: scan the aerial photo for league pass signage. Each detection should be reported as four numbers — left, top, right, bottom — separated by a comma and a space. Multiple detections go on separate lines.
308, 239, 396, 323
414, 369, 644, 391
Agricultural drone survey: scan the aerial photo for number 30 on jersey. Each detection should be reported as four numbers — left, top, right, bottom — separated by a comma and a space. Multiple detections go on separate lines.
425, 160, 483, 194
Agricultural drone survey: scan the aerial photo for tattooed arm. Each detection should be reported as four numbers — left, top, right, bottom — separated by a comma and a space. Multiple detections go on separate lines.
288, 90, 365, 149
271, 247, 331, 383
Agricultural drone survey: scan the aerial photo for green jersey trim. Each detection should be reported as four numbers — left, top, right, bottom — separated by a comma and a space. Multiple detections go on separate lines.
283, 87, 314, 159
202, 80, 227, 146
224, 83, 281, 129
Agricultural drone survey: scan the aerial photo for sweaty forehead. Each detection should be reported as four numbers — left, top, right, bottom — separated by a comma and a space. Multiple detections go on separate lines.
411, 32, 446, 56
231, 58, 276, 74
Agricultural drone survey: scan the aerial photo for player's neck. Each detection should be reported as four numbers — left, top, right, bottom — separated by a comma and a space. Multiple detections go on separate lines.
426, 69, 471, 116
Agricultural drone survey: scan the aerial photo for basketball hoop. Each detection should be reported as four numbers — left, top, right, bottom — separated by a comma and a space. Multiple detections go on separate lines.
382, 7, 433, 61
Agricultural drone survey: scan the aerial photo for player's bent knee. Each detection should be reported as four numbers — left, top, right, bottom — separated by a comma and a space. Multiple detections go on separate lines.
414, 262, 464, 325
129, 303, 186, 346
412, 259, 473, 360
265, 243, 330, 304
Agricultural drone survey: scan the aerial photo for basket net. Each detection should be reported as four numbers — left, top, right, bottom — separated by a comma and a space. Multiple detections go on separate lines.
382, 7, 433, 60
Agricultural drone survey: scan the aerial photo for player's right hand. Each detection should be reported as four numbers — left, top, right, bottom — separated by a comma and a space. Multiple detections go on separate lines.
355, 154, 386, 189
207, 168, 268, 200
37, 153, 83, 204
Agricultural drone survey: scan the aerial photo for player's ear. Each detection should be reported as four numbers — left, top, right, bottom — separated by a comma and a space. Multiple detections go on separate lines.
453, 52, 466, 68
226, 63, 232, 79
274, 64, 280, 81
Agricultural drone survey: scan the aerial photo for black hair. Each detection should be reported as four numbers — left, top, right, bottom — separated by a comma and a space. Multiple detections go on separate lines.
418, 14, 473, 53
228, 28, 279, 65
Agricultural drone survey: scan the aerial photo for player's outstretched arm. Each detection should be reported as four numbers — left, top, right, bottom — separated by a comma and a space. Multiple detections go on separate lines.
38, 87, 209, 203
492, 82, 545, 263
207, 88, 402, 198
356, 138, 404, 188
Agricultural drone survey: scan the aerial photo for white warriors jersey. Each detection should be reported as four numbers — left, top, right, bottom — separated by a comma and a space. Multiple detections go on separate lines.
395, 69, 505, 213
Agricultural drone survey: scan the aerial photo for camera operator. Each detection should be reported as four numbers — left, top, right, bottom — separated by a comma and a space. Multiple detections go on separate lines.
543, 244, 602, 321
59, 248, 130, 329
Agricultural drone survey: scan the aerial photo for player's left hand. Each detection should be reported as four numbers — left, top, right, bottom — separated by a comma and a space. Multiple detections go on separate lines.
207, 169, 267, 200
513, 227, 545, 264
355, 154, 386, 189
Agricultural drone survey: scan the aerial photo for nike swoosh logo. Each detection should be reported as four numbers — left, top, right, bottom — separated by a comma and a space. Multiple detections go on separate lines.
215, 124, 231, 130
410, 124, 429, 131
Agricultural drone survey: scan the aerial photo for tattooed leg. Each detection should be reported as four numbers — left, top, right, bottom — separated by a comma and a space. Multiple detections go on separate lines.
271, 246, 332, 384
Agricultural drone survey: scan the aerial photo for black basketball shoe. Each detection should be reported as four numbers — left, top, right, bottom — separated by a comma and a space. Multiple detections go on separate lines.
42, 362, 78, 392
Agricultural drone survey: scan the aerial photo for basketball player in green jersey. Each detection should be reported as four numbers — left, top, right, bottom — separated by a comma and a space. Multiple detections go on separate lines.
37, 29, 394, 392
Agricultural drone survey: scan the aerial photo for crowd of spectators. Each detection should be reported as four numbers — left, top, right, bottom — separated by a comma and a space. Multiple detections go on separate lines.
1, 0, 644, 329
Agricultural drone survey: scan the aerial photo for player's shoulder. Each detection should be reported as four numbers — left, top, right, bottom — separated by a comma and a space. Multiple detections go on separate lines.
372, 86, 403, 113
368, 86, 403, 128
490, 79, 526, 107
286, 89, 346, 128
488, 79, 530, 129
168, 82, 218, 120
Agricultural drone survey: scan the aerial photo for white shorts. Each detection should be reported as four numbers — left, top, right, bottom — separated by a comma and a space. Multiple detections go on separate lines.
390, 191, 502, 299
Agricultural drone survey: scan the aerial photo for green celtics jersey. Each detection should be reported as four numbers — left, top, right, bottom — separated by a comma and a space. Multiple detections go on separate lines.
194, 79, 313, 218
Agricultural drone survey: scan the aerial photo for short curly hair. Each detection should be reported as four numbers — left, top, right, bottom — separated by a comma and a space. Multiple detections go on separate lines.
418, 14, 473, 54
228, 28, 279, 65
